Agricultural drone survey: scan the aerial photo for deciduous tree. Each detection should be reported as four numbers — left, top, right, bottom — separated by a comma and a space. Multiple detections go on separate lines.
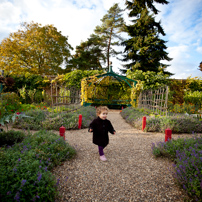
0, 22, 73, 75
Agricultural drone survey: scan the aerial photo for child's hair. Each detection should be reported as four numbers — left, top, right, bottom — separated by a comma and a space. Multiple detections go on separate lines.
96, 106, 109, 116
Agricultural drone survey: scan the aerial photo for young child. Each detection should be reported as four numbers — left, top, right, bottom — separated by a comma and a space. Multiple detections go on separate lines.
89, 106, 116, 161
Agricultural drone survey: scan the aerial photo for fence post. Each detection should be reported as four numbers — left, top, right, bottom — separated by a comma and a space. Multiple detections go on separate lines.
78, 114, 82, 129
142, 116, 146, 131
59, 126, 65, 140
165, 128, 172, 142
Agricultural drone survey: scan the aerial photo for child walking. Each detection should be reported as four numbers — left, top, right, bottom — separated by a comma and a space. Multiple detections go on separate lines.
88, 106, 116, 161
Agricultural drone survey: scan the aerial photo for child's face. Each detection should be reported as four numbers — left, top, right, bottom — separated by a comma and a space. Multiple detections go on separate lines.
98, 110, 108, 120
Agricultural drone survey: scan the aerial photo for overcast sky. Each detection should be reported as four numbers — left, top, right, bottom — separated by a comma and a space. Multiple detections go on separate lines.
0, 0, 202, 79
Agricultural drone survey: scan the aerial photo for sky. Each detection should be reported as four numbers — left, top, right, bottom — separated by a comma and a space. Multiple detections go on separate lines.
0, 0, 202, 79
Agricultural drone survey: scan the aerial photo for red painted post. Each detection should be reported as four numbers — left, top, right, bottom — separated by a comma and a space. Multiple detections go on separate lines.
142, 116, 146, 131
59, 126, 65, 140
78, 114, 82, 129
165, 128, 172, 142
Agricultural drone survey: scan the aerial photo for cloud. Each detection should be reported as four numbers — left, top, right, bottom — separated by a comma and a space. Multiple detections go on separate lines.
0, 1, 22, 33
166, 45, 201, 78
157, 0, 202, 44
0, 0, 106, 47
154, 0, 202, 78
197, 46, 202, 54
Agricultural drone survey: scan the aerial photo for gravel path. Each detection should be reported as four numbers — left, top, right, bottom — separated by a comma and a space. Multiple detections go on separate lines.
52, 110, 189, 202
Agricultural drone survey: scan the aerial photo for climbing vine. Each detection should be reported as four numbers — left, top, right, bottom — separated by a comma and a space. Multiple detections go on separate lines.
130, 81, 143, 107
81, 75, 137, 106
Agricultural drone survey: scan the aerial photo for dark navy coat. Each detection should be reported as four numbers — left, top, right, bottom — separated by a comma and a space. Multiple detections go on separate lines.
89, 117, 115, 148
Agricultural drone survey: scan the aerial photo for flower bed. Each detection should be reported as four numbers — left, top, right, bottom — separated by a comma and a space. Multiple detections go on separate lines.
120, 107, 202, 133
13, 106, 96, 130
0, 130, 76, 201
152, 136, 202, 201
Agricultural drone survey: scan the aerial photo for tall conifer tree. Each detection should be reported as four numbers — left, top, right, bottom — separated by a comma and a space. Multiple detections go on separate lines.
95, 3, 125, 70
122, 0, 172, 74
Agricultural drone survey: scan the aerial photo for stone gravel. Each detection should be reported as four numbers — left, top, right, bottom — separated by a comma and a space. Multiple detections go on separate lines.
52, 110, 190, 202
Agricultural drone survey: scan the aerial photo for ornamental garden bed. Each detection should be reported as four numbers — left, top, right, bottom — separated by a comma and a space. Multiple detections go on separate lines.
120, 107, 202, 134
0, 105, 96, 201
152, 136, 202, 201
1, 106, 96, 131
0, 130, 76, 201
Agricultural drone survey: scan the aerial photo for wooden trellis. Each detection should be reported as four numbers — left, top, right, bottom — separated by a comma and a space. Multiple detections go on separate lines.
138, 86, 169, 116
42, 75, 81, 108
50, 83, 81, 107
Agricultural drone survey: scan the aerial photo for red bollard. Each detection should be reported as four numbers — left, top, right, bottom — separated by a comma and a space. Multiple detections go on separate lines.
165, 128, 172, 142
59, 126, 65, 140
78, 114, 82, 129
142, 116, 146, 131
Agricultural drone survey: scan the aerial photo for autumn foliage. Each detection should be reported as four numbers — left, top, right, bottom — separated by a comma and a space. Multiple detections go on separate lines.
0, 22, 73, 75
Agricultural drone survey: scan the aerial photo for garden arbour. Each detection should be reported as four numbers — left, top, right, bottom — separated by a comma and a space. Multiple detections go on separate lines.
81, 66, 138, 108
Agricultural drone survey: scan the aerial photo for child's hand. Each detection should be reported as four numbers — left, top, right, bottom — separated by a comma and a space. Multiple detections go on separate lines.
113, 131, 116, 135
89, 129, 93, 132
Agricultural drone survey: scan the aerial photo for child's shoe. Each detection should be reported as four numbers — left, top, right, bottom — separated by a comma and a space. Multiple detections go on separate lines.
100, 155, 107, 161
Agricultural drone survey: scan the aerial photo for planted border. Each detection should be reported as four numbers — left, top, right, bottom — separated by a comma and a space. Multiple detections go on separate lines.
13, 106, 96, 130
120, 107, 202, 133
0, 130, 76, 201
152, 136, 202, 201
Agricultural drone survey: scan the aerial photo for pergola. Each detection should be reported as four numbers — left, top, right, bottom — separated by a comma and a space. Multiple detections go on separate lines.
81, 65, 137, 108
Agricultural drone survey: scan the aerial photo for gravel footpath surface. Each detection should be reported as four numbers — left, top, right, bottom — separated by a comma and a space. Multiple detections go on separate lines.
52, 110, 189, 202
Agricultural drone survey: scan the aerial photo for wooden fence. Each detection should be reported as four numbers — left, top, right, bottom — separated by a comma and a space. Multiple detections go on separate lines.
138, 86, 169, 116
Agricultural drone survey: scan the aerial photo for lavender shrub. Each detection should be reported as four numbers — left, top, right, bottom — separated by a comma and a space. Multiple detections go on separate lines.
152, 136, 202, 201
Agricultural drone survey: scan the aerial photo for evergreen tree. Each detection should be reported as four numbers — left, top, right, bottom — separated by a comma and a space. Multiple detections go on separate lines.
199, 62, 202, 72
94, 3, 125, 70
68, 34, 106, 70
122, 0, 172, 74
69, 3, 125, 72
126, 0, 169, 16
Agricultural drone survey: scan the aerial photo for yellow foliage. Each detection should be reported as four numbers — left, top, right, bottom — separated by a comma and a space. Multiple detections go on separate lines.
0, 22, 72, 75
81, 75, 138, 106
130, 80, 143, 107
